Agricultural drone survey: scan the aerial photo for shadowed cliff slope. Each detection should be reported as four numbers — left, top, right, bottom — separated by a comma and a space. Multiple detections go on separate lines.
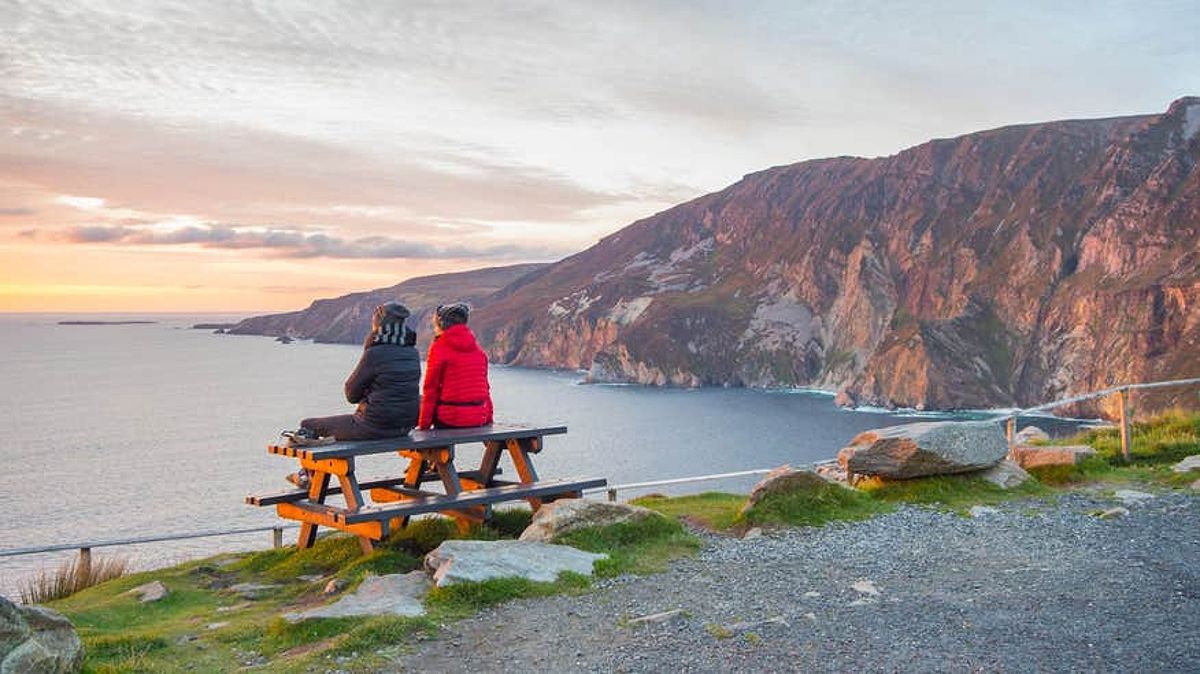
471, 98, 1200, 413
229, 263, 545, 348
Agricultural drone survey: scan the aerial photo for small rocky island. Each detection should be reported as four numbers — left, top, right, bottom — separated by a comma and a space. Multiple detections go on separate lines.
58, 320, 157, 325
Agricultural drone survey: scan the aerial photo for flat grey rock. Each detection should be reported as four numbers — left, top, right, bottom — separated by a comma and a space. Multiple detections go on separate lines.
227, 582, 279, 600
838, 421, 1008, 479
627, 609, 685, 626
1172, 455, 1200, 473
287, 572, 430, 622
969, 505, 1001, 518
425, 540, 607, 587
1114, 489, 1155, 505
978, 460, 1032, 489
126, 580, 169, 603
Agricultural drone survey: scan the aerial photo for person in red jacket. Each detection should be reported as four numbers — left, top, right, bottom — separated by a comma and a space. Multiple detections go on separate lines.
418, 303, 494, 429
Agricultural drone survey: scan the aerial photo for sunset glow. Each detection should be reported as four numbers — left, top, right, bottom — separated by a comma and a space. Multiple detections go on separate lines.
3, 1, 1197, 312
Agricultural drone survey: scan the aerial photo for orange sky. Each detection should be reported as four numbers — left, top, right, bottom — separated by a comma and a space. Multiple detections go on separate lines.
3, 1, 1196, 313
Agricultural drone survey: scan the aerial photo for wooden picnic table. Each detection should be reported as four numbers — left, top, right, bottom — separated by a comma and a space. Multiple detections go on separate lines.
246, 424, 606, 554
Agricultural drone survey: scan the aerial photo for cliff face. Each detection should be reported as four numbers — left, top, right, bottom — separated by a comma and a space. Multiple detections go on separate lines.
472, 98, 1200, 413
229, 263, 545, 348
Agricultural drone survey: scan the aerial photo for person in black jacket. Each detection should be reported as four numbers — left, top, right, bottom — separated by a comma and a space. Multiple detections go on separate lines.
284, 302, 420, 487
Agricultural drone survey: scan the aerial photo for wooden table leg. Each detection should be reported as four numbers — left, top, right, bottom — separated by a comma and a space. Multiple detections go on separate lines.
297, 470, 331, 549
506, 438, 543, 510
335, 472, 373, 554
394, 452, 427, 530
479, 440, 503, 486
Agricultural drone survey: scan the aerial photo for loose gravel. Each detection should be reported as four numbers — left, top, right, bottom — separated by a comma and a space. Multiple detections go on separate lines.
397, 491, 1200, 673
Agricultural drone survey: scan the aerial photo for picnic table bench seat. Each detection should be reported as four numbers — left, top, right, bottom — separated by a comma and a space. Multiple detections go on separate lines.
246, 423, 604, 554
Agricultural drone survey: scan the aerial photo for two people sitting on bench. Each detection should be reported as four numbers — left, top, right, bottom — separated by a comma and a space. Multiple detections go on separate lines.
418, 302, 494, 430
283, 301, 493, 487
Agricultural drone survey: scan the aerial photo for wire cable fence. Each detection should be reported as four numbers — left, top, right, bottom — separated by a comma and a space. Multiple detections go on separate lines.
2, 376, 1196, 579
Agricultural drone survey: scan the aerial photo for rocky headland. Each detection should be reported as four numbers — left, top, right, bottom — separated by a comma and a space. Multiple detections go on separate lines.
233, 98, 1200, 414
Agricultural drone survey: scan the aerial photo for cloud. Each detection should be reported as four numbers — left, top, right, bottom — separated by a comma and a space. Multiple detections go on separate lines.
54, 223, 571, 261
0, 207, 35, 216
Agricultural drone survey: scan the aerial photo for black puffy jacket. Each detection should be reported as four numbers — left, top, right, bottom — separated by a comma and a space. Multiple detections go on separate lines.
344, 340, 421, 432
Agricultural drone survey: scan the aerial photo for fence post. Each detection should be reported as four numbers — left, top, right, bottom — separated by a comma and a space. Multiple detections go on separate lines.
607, 488, 617, 503
1118, 387, 1132, 462
78, 547, 92, 581
272, 527, 283, 549
1005, 416, 1016, 449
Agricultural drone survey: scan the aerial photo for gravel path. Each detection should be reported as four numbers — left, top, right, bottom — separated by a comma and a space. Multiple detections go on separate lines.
398, 491, 1200, 673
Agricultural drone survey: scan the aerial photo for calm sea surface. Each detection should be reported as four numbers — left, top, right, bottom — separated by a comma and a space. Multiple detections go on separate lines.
0, 314, 1084, 599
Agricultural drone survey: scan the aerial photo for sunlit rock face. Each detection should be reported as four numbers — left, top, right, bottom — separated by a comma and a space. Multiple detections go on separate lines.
472, 98, 1200, 414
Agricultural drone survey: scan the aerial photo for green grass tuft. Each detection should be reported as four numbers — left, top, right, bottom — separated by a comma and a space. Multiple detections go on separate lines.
741, 480, 892, 526
859, 474, 1047, 510
555, 515, 701, 576
632, 492, 746, 530
426, 573, 592, 616
1048, 410, 1200, 465
335, 550, 421, 582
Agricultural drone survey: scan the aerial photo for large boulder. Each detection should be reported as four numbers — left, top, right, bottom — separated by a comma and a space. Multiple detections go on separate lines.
0, 596, 84, 674
285, 572, 429, 622
424, 540, 607, 587
1010, 445, 1096, 469
740, 466, 835, 515
519, 499, 662, 542
837, 421, 1008, 479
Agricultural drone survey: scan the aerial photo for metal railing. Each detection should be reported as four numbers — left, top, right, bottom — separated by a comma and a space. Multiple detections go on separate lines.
0, 525, 296, 580
2, 376, 1195, 580
585, 467, 779, 502
998, 376, 1200, 461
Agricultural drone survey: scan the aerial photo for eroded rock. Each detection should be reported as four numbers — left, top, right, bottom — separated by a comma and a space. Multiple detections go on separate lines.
519, 499, 662, 543
977, 460, 1032, 489
1011, 445, 1096, 469
287, 572, 429, 622
838, 421, 1008, 479
0, 597, 84, 674
424, 540, 607, 587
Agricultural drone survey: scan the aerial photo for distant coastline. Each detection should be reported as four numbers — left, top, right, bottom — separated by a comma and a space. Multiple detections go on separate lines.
58, 320, 158, 325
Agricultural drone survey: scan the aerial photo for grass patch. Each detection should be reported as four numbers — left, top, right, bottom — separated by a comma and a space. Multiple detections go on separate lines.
741, 480, 893, 526
859, 474, 1047, 510
426, 573, 592, 617
632, 492, 745, 530
556, 515, 701, 576
1049, 410, 1200, 465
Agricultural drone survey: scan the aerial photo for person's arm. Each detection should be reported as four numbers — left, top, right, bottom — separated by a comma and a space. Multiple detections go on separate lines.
483, 358, 494, 425
418, 341, 446, 429
344, 348, 374, 404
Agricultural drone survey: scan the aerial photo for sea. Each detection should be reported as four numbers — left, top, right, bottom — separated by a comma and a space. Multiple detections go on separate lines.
0, 314, 1087, 600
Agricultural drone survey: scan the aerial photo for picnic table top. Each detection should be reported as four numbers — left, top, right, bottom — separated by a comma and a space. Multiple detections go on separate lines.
269, 423, 568, 460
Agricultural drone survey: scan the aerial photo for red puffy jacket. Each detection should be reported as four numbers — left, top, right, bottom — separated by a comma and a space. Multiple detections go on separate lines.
418, 324, 494, 429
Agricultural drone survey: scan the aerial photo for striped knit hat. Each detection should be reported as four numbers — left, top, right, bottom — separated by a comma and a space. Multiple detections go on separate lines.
369, 302, 414, 345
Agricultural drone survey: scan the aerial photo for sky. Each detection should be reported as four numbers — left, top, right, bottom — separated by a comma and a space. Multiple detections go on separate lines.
1, 0, 1197, 313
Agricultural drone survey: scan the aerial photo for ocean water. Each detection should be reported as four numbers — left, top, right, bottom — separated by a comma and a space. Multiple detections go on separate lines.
0, 314, 1083, 599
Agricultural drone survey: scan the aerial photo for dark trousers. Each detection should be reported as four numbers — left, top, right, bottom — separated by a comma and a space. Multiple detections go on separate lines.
300, 414, 411, 441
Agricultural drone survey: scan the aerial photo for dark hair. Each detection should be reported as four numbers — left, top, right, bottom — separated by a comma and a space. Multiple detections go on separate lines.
435, 302, 470, 328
